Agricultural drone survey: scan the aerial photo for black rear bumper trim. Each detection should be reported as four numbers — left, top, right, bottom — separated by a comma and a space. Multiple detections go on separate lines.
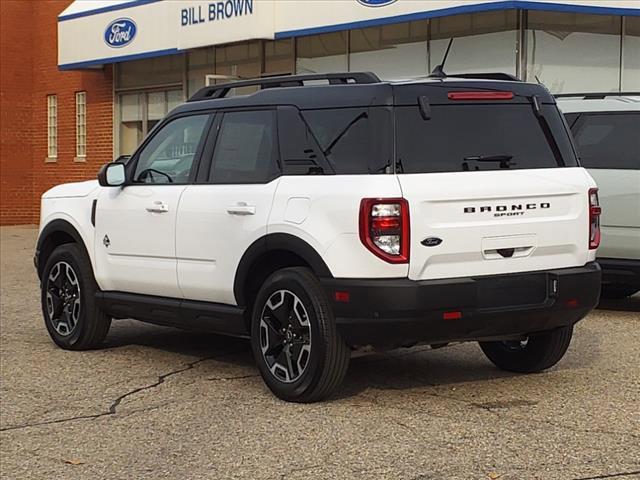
321, 263, 601, 348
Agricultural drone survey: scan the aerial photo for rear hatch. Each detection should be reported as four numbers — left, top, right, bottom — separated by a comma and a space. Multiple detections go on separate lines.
393, 80, 594, 281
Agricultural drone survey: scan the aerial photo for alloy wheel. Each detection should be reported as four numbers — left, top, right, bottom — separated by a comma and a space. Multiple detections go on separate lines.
45, 261, 81, 336
259, 290, 312, 383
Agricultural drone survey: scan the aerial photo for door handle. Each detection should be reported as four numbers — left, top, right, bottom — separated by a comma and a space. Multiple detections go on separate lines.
227, 203, 256, 216
146, 200, 169, 213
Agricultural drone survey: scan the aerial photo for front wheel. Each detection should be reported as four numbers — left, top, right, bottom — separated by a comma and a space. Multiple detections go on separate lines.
250, 267, 350, 403
479, 325, 573, 373
41, 244, 111, 350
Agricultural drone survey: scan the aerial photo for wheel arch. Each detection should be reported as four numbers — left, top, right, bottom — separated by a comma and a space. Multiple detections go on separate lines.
36, 219, 90, 280
234, 233, 333, 311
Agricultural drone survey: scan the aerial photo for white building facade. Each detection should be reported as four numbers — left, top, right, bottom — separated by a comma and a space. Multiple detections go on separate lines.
58, 0, 640, 155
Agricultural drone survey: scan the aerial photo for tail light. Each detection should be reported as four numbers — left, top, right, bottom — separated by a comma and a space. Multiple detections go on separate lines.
359, 198, 410, 264
589, 188, 601, 250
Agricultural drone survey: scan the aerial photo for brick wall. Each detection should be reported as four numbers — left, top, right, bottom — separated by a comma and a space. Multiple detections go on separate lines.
0, 0, 114, 225
1, 0, 34, 225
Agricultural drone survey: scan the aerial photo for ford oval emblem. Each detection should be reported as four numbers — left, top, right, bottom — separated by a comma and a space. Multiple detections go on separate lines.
421, 237, 443, 247
356, 0, 397, 6
104, 18, 137, 48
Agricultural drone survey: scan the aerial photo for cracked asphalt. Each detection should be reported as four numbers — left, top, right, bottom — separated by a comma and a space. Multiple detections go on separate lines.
1, 225, 639, 480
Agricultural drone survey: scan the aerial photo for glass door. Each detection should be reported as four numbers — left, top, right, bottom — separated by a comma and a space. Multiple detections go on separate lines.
117, 89, 183, 156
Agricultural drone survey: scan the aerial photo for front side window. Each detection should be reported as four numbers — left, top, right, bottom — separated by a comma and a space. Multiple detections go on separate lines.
571, 113, 640, 169
210, 110, 279, 184
75, 91, 87, 158
47, 95, 57, 158
133, 115, 210, 184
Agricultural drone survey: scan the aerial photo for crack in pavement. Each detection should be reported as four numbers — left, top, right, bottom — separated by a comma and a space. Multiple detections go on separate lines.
572, 471, 640, 480
206, 373, 259, 381
0, 350, 245, 433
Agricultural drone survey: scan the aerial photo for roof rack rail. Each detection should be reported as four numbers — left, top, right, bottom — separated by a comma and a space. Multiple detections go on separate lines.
188, 72, 381, 102
445, 72, 521, 82
555, 92, 640, 99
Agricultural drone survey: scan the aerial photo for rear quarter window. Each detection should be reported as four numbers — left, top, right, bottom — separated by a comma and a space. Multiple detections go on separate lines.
301, 107, 392, 174
571, 113, 640, 170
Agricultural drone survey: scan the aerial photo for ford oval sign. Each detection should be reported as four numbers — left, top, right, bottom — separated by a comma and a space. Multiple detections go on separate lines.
356, 0, 397, 6
104, 18, 137, 48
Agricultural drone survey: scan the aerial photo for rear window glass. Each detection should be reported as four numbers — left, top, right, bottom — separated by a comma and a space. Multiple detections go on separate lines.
302, 107, 392, 174
395, 104, 577, 173
571, 113, 640, 170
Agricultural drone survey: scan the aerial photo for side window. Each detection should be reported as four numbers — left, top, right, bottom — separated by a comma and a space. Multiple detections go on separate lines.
572, 113, 640, 169
301, 107, 392, 174
210, 110, 279, 184
563, 113, 580, 128
278, 107, 329, 175
133, 115, 210, 184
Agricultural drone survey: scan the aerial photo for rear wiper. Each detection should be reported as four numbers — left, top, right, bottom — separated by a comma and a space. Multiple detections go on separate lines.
462, 155, 514, 170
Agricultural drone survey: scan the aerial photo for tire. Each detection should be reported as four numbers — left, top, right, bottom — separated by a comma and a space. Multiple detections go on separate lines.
601, 284, 639, 300
479, 325, 573, 373
250, 267, 350, 403
41, 243, 111, 350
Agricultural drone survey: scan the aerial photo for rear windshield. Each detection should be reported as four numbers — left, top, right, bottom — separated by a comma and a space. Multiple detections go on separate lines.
395, 104, 578, 173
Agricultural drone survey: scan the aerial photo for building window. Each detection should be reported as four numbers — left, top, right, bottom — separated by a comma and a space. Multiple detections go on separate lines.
430, 11, 518, 76
264, 39, 293, 75
623, 16, 640, 90
350, 21, 429, 79
296, 32, 348, 74
47, 95, 57, 159
526, 11, 621, 93
117, 90, 183, 156
75, 91, 87, 158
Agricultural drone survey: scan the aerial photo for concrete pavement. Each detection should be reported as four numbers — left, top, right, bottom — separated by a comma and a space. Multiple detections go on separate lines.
1, 226, 639, 480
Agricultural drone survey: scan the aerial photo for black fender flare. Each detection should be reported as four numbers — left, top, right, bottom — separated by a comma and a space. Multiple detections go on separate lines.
35, 219, 88, 278
233, 233, 333, 306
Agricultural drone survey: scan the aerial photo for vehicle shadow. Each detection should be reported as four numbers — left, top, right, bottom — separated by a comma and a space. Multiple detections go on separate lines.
101, 319, 594, 402
104, 319, 255, 369
338, 346, 519, 399
596, 293, 640, 313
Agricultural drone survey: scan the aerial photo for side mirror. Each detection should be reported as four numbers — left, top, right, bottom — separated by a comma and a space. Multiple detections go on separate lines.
97, 162, 126, 187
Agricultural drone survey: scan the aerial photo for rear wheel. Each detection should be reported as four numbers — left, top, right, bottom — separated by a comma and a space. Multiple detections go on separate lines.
41, 244, 111, 350
479, 325, 573, 373
250, 267, 350, 403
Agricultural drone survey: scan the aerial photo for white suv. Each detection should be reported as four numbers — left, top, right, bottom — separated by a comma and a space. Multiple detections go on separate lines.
558, 93, 640, 299
36, 72, 602, 402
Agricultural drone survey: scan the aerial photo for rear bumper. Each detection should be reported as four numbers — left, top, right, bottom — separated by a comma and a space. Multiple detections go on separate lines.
321, 262, 601, 348
598, 257, 640, 289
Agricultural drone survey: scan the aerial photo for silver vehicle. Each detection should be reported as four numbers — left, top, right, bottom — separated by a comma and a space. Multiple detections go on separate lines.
558, 93, 640, 299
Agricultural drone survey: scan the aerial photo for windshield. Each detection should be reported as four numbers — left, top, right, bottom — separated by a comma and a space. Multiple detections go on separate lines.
395, 104, 578, 173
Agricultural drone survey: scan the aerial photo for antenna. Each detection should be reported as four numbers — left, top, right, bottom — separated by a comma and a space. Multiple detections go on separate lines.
430, 38, 454, 79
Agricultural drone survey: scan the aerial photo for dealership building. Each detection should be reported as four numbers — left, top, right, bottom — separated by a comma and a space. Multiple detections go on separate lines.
0, 0, 638, 224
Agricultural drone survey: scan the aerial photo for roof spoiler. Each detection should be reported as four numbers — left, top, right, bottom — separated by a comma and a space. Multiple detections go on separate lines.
555, 92, 640, 99
188, 72, 381, 102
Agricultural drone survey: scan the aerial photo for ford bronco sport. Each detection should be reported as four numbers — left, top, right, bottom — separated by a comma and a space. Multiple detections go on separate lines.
36, 72, 601, 402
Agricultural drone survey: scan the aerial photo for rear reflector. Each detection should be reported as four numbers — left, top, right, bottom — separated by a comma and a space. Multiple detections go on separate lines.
448, 91, 514, 101
443, 311, 462, 320
565, 298, 579, 308
334, 291, 350, 303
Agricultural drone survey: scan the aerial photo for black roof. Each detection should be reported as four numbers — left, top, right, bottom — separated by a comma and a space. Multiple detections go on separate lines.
171, 72, 555, 115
